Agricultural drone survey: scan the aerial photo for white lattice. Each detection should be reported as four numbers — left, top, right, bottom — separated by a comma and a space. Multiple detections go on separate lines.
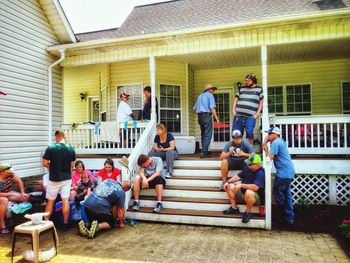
291, 174, 329, 205
336, 175, 350, 206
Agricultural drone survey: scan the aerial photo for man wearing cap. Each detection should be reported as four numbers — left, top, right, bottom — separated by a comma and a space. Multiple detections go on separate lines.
117, 92, 135, 122
219, 129, 254, 191
42, 130, 76, 230
232, 73, 263, 145
223, 154, 265, 223
193, 84, 220, 158
263, 126, 295, 225
0, 163, 29, 233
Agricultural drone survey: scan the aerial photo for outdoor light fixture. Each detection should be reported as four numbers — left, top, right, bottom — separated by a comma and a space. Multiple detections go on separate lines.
79, 92, 86, 101
236, 81, 242, 89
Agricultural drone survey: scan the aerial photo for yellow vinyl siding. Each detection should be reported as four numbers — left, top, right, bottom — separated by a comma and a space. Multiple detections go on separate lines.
110, 59, 150, 121
188, 66, 195, 136
63, 64, 108, 123
156, 60, 188, 135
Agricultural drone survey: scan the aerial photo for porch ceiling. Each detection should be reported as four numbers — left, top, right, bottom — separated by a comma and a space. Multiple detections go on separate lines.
158, 38, 350, 70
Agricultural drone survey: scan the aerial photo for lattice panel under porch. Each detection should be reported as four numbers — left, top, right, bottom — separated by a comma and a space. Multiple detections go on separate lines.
291, 174, 329, 205
336, 175, 350, 206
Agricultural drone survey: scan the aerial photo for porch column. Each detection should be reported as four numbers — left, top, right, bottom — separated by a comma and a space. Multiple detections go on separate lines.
149, 55, 157, 122
261, 44, 272, 230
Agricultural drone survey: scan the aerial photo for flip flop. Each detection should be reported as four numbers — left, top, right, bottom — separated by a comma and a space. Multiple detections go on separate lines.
0, 228, 9, 234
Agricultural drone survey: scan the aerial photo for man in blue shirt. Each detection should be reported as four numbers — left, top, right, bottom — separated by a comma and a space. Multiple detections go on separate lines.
81, 179, 131, 238
223, 154, 265, 223
219, 130, 254, 191
263, 126, 295, 225
193, 84, 220, 158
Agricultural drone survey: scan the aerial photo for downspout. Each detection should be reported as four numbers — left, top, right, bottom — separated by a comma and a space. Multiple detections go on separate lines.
48, 50, 65, 144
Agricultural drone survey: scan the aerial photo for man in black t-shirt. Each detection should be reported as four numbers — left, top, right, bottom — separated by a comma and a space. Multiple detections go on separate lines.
42, 130, 76, 230
140, 86, 159, 121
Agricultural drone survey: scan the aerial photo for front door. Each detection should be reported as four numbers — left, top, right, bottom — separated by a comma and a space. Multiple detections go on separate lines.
211, 89, 233, 150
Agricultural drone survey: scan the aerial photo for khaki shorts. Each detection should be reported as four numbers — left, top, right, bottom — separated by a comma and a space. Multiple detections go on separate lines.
234, 186, 262, 206
46, 179, 72, 200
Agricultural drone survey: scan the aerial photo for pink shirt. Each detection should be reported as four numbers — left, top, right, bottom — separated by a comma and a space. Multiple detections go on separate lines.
71, 170, 94, 186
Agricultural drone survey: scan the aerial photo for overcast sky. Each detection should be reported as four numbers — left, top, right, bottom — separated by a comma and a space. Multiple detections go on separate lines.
59, 0, 169, 34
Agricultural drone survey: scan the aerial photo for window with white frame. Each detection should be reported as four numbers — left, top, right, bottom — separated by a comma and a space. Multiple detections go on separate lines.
116, 84, 143, 118
159, 84, 181, 133
342, 82, 350, 114
267, 84, 311, 115
268, 86, 283, 114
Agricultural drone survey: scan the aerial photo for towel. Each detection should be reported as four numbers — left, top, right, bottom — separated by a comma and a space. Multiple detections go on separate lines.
10, 202, 32, 214
100, 122, 120, 143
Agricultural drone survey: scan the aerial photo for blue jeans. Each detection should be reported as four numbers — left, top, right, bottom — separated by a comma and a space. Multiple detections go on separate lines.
232, 116, 256, 139
198, 113, 212, 154
274, 177, 294, 224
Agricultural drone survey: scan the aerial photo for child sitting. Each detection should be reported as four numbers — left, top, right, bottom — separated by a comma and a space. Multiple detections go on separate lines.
74, 173, 94, 204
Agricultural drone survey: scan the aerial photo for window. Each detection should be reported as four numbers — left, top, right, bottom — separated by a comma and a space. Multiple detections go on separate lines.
342, 82, 350, 114
286, 84, 311, 114
116, 84, 143, 117
159, 84, 181, 133
268, 86, 283, 114
268, 84, 311, 115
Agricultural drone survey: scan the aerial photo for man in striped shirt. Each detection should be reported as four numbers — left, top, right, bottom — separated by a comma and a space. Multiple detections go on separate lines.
232, 73, 264, 144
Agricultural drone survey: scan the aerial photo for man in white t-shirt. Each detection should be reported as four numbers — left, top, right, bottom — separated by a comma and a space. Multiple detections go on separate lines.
117, 92, 135, 122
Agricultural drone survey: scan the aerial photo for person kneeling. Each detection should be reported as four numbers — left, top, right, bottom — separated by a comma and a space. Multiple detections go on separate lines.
132, 154, 166, 213
79, 179, 131, 238
223, 154, 265, 224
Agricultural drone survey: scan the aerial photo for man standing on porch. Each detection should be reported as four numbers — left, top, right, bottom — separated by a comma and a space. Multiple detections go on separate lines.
263, 126, 295, 225
232, 73, 263, 145
141, 86, 159, 122
193, 84, 220, 158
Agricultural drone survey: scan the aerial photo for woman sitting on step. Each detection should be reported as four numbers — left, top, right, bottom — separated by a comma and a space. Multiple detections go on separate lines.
148, 123, 178, 178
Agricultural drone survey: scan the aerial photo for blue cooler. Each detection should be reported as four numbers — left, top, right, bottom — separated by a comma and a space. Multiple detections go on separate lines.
54, 201, 74, 226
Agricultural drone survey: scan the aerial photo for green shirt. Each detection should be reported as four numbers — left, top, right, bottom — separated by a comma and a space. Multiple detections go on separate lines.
43, 143, 76, 182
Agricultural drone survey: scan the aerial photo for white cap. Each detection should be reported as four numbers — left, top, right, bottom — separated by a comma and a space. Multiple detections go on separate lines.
265, 126, 281, 135
232, 130, 242, 138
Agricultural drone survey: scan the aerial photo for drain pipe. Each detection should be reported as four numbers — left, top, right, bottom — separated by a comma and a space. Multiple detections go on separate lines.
48, 50, 65, 144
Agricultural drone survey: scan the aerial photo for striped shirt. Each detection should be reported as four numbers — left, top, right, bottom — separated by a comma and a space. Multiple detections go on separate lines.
235, 86, 263, 117
0, 174, 14, 193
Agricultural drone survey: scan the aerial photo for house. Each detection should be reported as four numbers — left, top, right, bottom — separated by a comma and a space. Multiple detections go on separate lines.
0, 0, 77, 177
1, 0, 350, 229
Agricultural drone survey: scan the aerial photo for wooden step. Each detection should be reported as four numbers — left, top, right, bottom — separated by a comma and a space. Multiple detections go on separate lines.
165, 185, 220, 192
139, 195, 230, 204
167, 176, 222, 181
128, 207, 264, 220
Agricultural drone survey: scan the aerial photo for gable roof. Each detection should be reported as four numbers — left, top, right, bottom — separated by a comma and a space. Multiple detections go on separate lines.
113, 0, 350, 38
76, 27, 119, 41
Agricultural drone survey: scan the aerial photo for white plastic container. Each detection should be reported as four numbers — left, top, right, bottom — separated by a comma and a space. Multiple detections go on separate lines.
174, 136, 196, 154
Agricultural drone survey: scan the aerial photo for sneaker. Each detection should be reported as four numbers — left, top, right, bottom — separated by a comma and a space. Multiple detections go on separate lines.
87, 220, 99, 239
165, 172, 172, 178
242, 212, 253, 223
219, 182, 225, 191
78, 220, 88, 236
153, 202, 164, 213
200, 152, 212, 159
132, 201, 140, 211
223, 206, 240, 215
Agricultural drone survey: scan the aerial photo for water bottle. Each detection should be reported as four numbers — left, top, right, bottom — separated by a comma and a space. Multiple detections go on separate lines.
124, 120, 128, 130
133, 119, 137, 129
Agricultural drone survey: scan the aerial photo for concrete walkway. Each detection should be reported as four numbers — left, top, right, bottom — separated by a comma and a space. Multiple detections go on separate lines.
0, 223, 348, 263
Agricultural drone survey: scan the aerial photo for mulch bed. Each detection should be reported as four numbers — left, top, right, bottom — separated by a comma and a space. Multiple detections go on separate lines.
272, 205, 350, 257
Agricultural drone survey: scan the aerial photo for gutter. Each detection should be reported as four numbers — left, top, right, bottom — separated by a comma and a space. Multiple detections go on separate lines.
48, 50, 65, 144
47, 8, 350, 52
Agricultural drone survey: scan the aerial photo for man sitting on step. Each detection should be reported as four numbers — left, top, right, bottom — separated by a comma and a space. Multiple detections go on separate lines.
219, 130, 254, 191
223, 154, 265, 224
132, 154, 166, 213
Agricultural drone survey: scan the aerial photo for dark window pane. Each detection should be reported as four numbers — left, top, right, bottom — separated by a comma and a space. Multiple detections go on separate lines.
287, 104, 294, 112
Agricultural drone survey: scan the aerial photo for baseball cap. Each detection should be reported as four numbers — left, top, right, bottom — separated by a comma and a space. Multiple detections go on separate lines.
265, 126, 281, 135
0, 163, 12, 172
232, 130, 242, 138
244, 154, 261, 165
120, 92, 130, 99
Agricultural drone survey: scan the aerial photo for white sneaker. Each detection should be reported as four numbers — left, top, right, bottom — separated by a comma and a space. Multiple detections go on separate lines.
165, 172, 172, 178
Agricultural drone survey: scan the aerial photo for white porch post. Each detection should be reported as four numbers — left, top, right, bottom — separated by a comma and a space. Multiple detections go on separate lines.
149, 55, 157, 122
261, 44, 272, 230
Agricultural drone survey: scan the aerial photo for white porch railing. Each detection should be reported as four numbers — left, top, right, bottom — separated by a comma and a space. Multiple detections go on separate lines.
61, 121, 149, 154
121, 119, 156, 213
269, 114, 350, 155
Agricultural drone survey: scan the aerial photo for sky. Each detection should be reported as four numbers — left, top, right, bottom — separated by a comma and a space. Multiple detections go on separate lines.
59, 0, 170, 34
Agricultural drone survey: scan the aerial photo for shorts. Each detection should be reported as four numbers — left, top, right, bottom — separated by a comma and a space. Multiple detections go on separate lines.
84, 207, 115, 227
232, 116, 256, 139
147, 176, 166, 189
225, 157, 246, 170
234, 186, 262, 206
46, 179, 71, 200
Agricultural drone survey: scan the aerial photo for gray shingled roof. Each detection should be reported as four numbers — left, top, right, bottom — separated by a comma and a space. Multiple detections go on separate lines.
76, 0, 350, 41
76, 27, 119, 41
